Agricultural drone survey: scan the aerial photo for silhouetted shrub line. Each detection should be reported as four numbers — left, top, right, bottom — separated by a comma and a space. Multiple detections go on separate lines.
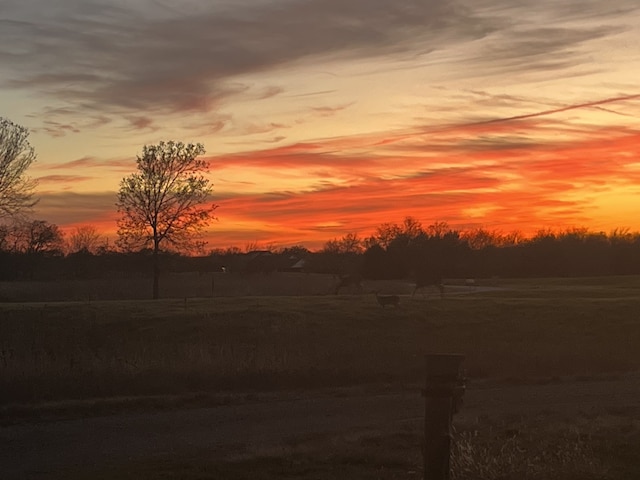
2, 224, 640, 286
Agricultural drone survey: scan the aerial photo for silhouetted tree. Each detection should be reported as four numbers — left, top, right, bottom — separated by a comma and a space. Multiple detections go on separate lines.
401, 216, 424, 239
0, 223, 9, 251
322, 233, 364, 254
116, 141, 217, 299
462, 228, 500, 250
362, 243, 390, 279
66, 225, 104, 254
426, 221, 452, 239
2, 219, 64, 254
0, 117, 37, 218
278, 245, 310, 257
361, 218, 463, 279
371, 222, 403, 249
0, 219, 64, 280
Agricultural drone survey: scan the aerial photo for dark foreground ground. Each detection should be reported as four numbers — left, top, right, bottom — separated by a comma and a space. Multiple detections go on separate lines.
2, 374, 640, 479
3, 276, 640, 478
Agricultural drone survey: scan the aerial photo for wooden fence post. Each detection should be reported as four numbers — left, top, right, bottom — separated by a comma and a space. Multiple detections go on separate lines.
423, 354, 465, 480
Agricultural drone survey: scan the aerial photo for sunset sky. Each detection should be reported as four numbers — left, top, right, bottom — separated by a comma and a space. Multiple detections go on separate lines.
2, 0, 639, 249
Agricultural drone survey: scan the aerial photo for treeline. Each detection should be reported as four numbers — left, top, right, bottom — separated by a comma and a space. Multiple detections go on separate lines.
351, 218, 640, 279
2, 216, 640, 282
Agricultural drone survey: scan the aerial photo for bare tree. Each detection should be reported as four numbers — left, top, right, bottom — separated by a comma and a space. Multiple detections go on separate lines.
2, 219, 64, 254
372, 222, 403, 249
116, 141, 217, 299
0, 117, 37, 218
0, 223, 9, 251
323, 233, 364, 254
66, 225, 103, 254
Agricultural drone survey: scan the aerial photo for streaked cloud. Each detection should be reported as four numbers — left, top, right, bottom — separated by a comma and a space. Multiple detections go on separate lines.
36, 156, 135, 173
35, 191, 119, 228
0, 0, 489, 120
30, 109, 638, 248
36, 175, 94, 185
1, 0, 639, 248
6, 0, 635, 124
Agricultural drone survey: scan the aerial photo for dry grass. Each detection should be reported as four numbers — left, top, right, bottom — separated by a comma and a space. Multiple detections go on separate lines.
0, 272, 341, 302
5, 274, 639, 479
452, 428, 606, 479
1, 275, 640, 406
56, 413, 640, 480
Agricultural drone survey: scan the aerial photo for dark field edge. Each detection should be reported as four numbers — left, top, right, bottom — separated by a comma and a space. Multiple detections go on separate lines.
0, 382, 418, 426
1, 372, 632, 426
36, 416, 640, 480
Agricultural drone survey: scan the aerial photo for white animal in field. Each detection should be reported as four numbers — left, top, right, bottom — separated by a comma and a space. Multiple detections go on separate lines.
374, 291, 400, 308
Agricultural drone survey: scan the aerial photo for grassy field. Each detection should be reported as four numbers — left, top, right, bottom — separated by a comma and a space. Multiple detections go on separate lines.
44, 411, 640, 479
3, 274, 640, 479
1, 274, 640, 406
0, 271, 345, 302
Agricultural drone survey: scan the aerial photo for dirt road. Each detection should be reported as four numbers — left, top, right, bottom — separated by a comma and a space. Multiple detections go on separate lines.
2, 375, 640, 479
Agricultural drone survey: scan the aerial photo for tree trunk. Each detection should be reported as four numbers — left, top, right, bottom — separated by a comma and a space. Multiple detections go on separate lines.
152, 242, 160, 300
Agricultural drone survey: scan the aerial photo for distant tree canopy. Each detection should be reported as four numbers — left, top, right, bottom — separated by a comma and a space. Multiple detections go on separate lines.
2, 210, 640, 287
66, 225, 104, 254
322, 233, 364, 254
0, 219, 64, 255
0, 117, 38, 218
360, 217, 463, 279
357, 218, 640, 280
116, 141, 217, 299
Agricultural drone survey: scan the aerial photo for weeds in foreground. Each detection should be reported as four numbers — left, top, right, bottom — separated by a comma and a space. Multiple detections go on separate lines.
452, 428, 609, 480
62, 422, 629, 480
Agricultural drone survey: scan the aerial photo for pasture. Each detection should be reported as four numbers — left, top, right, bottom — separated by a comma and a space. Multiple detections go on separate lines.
1, 274, 640, 406
2, 274, 640, 479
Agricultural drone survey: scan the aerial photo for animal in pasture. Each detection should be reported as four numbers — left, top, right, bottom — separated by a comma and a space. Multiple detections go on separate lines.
334, 273, 363, 295
374, 291, 400, 308
412, 273, 444, 298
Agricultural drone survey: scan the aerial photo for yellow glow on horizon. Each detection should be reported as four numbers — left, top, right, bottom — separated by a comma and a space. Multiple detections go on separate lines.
4, 1, 639, 251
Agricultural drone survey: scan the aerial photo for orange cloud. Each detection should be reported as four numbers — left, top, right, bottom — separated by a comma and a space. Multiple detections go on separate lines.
204, 121, 640, 248
32, 98, 640, 250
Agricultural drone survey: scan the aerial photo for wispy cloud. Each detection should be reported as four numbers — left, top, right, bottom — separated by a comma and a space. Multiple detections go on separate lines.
38, 156, 134, 173
36, 175, 93, 184
463, 94, 640, 126
0, 1, 489, 121
2, 0, 636, 140
35, 191, 118, 228
6, 0, 640, 247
